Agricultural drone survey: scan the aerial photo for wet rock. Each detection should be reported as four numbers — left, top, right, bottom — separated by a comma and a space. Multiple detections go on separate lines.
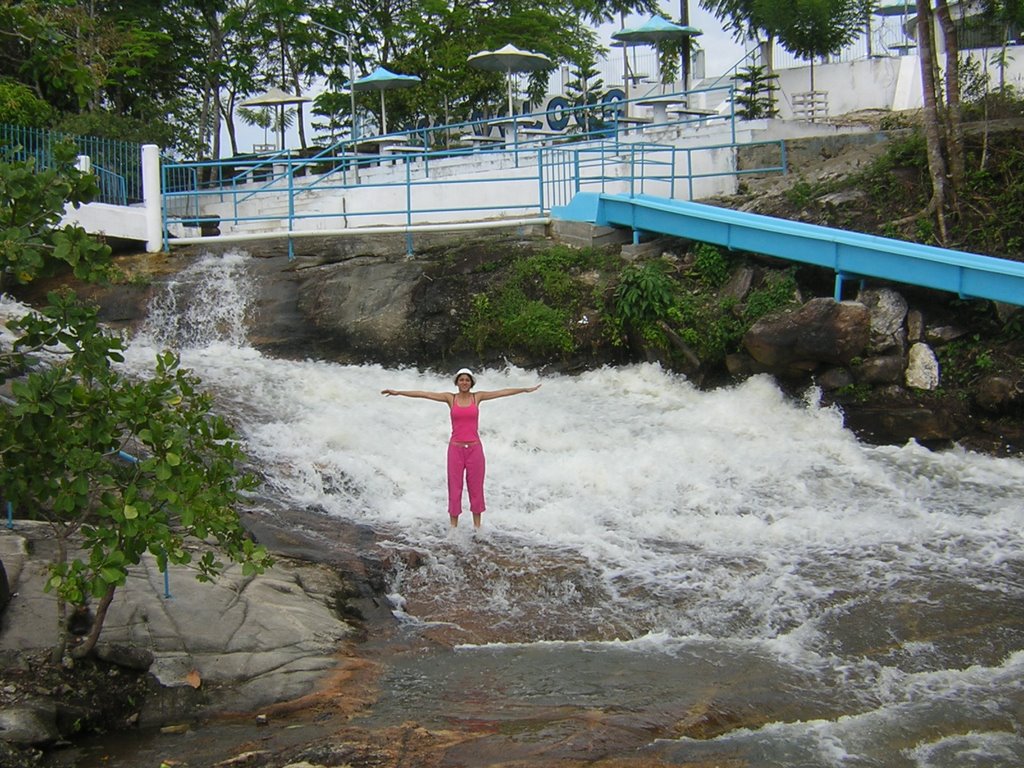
673, 700, 749, 739
725, 351, 771, 378
0, 559, 9, 615
994, 301, 1022, 325
906, 308, 924, 342
95, 644, 154, 672
295, 258, 425, 363
816, 366, 854, 390
743, 298, 870, 372
905, 343, 940, 390
840, 400, 961, 446
721, 266, 754, 301
818, 188, 867, 210
136, 679, 206, 729
0, 699, 59, 745
855, 355, 905, 385
925, 324, 968, 345
975, 374, 1020, 413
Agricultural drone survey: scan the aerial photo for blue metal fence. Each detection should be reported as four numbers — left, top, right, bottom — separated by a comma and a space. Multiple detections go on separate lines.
0, 123, 143, 205
161, 85, 780, 254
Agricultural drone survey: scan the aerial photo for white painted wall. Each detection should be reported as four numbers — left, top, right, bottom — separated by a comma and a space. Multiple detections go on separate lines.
62, 144, 162, 252
768, 44, 1024, 120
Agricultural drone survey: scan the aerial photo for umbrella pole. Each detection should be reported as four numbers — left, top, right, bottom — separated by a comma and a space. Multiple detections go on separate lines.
621, 13, 631, 117
507, 71, 514, 116
380, 91, 387, 134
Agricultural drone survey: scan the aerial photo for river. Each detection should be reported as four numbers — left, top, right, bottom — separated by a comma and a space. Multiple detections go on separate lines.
109, 251, 1024, 765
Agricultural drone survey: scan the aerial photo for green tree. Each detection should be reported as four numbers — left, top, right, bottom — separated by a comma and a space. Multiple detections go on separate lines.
753, 0, 869, 91
300, 0, 657, 141
0, 81, 55, 127
732, 63, 779, 119
0, 138, 270, 662
565, 53, 606, 134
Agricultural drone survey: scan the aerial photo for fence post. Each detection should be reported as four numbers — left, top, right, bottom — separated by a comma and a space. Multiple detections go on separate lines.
142, 145, 162, 253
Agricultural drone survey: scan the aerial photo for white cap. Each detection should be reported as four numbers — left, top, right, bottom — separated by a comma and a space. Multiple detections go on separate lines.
453, 367, 475, 385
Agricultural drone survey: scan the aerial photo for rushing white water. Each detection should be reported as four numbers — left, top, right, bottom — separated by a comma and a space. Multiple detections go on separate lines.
13, 251, 1022, 766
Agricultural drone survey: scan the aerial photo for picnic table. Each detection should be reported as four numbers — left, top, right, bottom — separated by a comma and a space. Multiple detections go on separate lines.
455, 132, 505, 149
667, 106, 721, 126
354, 134, 419, 155
518, 127, 564, 145
634, 96, 690, 124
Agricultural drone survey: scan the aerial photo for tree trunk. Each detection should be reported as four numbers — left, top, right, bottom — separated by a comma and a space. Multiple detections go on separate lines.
935, 0, 965, 203
71, 583, 116, 659
915, 0, 949, 242
50, 535, 70, 664
286, 55, 309, 151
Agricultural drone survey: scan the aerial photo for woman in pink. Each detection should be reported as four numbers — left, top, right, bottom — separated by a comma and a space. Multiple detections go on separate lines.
381, 368, 541, 528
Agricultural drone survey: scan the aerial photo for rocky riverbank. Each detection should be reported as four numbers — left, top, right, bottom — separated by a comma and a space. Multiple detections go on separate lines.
0, 512, 399, 768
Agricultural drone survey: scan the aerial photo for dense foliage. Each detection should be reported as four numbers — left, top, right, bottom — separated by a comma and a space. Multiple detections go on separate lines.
0, 141, 112, 290
0, 0, 658, 156
459, 240, 798, 372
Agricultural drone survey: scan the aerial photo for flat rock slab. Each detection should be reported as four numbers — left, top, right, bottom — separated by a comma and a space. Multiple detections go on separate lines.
0, 522, 355, 713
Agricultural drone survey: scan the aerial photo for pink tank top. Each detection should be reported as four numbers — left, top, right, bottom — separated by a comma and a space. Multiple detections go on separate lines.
450, 397, 480, 442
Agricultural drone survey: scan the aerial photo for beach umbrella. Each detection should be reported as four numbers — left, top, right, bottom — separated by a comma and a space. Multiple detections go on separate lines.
873, 0, 915, 15
468, 44, 553, 116
873, 1, 917, 53
612, 16, 703, 90
352, 65, 421, 136
240, 87, 312, 150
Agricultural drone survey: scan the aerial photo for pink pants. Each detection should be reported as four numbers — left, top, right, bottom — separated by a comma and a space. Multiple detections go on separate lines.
447, 441, 485, 518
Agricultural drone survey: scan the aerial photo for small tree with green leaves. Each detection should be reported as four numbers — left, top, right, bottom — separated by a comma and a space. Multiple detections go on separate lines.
0, 145, 271, 662
565, 54, 607, 136
732, 64, 779, 119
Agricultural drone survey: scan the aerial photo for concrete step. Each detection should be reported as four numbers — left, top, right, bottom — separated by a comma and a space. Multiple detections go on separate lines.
549, 219, 631, 249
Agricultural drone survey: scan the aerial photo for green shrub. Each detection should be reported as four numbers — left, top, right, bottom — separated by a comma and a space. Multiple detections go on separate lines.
744, 269, 799, 322
460, 244, 612, 357
690, 243, 731, 288
612, 261, 675, 327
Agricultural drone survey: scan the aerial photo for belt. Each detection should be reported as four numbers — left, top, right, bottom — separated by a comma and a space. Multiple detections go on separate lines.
450, 440, 478, 447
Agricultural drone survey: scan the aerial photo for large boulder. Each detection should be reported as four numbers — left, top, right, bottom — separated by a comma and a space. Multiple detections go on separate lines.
743, 298, 870, 375
857, 287, 907, 355
295, 257, 426, 363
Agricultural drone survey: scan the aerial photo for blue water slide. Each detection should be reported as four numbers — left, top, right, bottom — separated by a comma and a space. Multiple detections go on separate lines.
553, 192, 1024, 307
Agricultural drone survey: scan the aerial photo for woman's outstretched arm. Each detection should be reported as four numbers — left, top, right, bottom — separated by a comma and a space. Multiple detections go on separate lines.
475, 384, 541, 403
381, 389, 453, 404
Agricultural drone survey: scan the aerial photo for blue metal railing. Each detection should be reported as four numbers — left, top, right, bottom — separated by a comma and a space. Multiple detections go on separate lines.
0, 124, 142, 205
161, 84, 766, 253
